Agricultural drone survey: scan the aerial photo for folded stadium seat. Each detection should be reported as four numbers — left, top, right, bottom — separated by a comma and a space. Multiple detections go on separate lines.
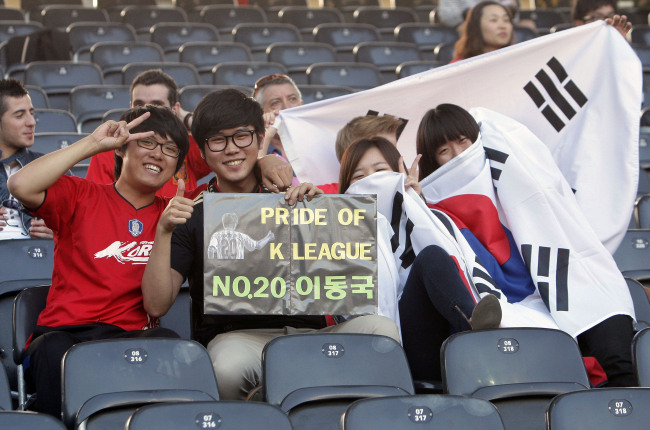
66, 22, 136, 63
150, 22, 219, 62
633, 327, 650, 385
177, 0, 240, 21
12, 285, 49, 410
394, 23, 458, 61
267, 41, 337, 84
96, 0, 156, 23
121, 62, 201, 88
297, 84, 355, 104
307, 61, 382, 90
633, 45, 650, 69
0, 410, 67, 429
262, 333, 414, 430
612, 229, 650, 286
69, 85, 131, 133
0, 22, 43, 44
0, 239, 54, 409
39, 6, 108, 30
61, 338, 220, 430
179, 85, 254, 111
518, 9, 566, 33
626, 278, 650, 331
353, 41, 420, 82
433, 41, 454, 63
0, 367, 11, 410
0, 7, 26, 21
33, 108, 77, 133
320, 0, 380, 23
90, 41, 163, 85
638, 168, 650, 195
232, 23, 301, 61
546, 387, 650, 429
126, 401, 292, 430
158, 288, 192, 341
640, 127, 650, 171
22, 0, 84, 22
25, 85, 50, 109
353, 6, 418, 40
179, 41, 253, 84
212, 61, 288, 86
630, 25, 650, 46
120, 6, 188, 40
441, 328, 590, 430
313, 23, 381, 62
24, 61, 103, 110
342, 394, 506, 430
199, 5, 267, 42
395, 60, 443, 79
278, 6, 344, 41
513, 25, 538, 43
636, 194, 650, 229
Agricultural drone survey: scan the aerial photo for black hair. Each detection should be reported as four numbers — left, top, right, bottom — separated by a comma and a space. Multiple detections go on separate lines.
113, 105, 189, 180
191, 88, 264, 154
572, 0, 616, 21
130, 69, 178, 106
416, 103, 480, 179
0, 78, 29, 118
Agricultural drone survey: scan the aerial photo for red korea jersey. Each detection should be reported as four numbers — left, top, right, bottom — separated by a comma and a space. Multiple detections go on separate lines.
86, 135, 211, 198
33, 175, 170, 331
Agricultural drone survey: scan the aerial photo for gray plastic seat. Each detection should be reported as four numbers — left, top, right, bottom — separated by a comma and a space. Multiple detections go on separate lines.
266, 41, 336, 83
150, 22, 219, 61
180, 41, 253, 84
353, 6, 417, 38
212, 61, 287, 86
0, 21, 43, 43
636, 194, 650, 228
232, 22, 301, 60
39, 5, 108, 30
396, 60, 443, 78
24, 61, 103, 110
313, 22, 380, 61
633, 327, 650, 385
278, 6, 343, 40
394, 23, 458, 60
298, 84, 355, 104
66, 22, 136, 57
307, 61, 382, 90
353, 41, 420, 82
0, 411, 67, 429
69, 84, 131, 133
626, 277, 650, 331
121, 62, 200, 88
120, 6, 188, 35
612, 229, 650, 282
90, 41, 164, 84
0, 7, 26, 21
34, 108, 77, 133
199, 5, 267, 38
25, 85, 49, 109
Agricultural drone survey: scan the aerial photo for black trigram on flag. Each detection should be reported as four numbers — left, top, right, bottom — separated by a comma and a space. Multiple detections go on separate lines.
523, 57, 588, 132
484, 147, 509, 182
390, 192, 415, 269
521, 244, 570, 312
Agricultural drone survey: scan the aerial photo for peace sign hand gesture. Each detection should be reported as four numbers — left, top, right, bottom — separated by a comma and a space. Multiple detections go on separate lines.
89, 112, 155, 155
399, 155, 422, 195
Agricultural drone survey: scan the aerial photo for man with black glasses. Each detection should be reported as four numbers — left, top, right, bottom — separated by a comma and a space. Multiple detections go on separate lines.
0, 78, 53, 239
8, 105, 187, 417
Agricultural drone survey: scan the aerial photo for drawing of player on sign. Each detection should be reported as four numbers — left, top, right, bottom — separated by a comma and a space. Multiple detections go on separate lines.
207, 212, 275, 259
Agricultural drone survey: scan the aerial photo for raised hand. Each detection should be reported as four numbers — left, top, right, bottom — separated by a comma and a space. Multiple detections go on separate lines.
89, 112, 155, 155
158, 179, 195, 234
606, 14, 632, 38
399, 155, 422, 195
284, 182, 323, 205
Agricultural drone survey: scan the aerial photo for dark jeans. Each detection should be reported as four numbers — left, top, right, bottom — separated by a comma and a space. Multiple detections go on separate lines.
26, 324, 178, 418
399, 245, 476, 381
578, 314, 636, 387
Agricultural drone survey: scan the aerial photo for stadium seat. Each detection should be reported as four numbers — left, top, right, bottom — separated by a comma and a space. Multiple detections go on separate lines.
38, 5, 108, 30
0, 239, 54, 406
212, 61, 288, 86
353, 41, 420, 81
394, 23, 458, 61
34, 108, 77, 133
0, 367, 11, 410
353, 6, 418, 39
25, 85, 49, 109
518, 10, 566, 30
342, 394, 506, 430
0, 410, 67, 429
514, 25, 538, 43
546, 387, 650, 429
102, 108, 126, 123
12, 285, 49, 410
24, 1, 84, 22
159, 288, 192, 340
633, 327, 650, 385
626, 277, 650, 331
61, 338, 220, 430
307, 61, 382, 90
121, 62, 201, 88
179, 84, 253, 111
395, 60, 443, 79
640, 127, 650, 170
262, 333, 414, 429
180, 41, 253, 84
199, 5, 267, 40
69, 85, 131, 133
633, 45, 650, 69
0, 22, 43, 43
96, 0, 156, 22
150, 22, 219, 61
0, 7, 26, 21
34, 132, 89, 164
631, 25, 650, 46
24, 61, 103, 110
126, 401, 292, 430
120, 6, 188, 36
232, 22, 301, 61
636, 194, 650, 229
612, 229, 650, 283
313, 23, 381, 62
266, 41, 337, 84
66, 22, 136, 62
297, 84, 355, 104
278, 6, 343, 40
433, 41, 454, 63
90, 41, 164, 84
441, 328, 590, 430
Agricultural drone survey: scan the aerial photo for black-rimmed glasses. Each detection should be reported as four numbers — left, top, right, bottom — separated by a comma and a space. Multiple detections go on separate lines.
205, 130, 255, 153
1, 198, 26, 228
136, 139, 180, 158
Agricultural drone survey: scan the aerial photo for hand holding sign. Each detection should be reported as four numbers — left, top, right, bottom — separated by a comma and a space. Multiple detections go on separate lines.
158, 179, 195, 234
399, 155, 422, 195
284, 182, 323, 206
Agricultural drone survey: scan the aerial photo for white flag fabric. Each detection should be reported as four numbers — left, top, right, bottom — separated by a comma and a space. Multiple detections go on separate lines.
420, 107, 634, 337
277, 22, 641, 252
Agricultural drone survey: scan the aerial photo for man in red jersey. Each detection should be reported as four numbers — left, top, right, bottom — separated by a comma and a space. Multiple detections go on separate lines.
8, 105, 187, 417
